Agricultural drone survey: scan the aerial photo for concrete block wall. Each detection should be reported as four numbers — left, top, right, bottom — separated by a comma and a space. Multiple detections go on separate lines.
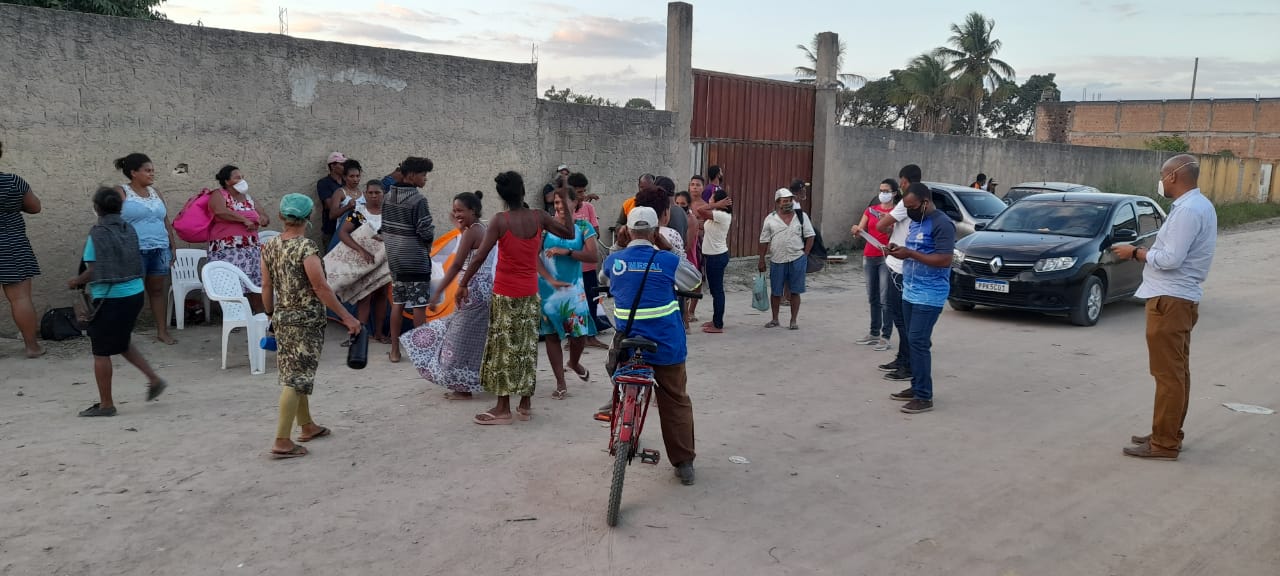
821, 126, 1171, 248
0, 4, 675, 333
536, 101, 677, 232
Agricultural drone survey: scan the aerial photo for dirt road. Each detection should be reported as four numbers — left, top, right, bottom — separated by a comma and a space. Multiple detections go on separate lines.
2, 226, 1278, 576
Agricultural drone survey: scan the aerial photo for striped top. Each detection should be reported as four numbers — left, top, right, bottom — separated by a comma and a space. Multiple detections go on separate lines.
381, 184, 435, 282
0, 173, 40, 284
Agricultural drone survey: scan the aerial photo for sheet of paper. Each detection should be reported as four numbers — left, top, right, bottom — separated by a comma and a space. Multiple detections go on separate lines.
859, 230, 886, 251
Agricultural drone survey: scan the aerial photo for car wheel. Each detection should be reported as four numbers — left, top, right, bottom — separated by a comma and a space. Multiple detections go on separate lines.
948, 299, 975, 312
1070, 276, 1105, 326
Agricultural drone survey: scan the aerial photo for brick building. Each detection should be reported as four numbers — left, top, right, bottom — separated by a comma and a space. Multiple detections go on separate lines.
1035, 98, 1280, 160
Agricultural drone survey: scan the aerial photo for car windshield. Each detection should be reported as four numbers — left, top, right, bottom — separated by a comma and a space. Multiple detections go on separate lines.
955, 190, 1009, 219
984, 200, 1109, 237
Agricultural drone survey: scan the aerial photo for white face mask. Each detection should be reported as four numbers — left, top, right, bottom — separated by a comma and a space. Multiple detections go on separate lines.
879, 192, 894, 204
233, 180, 249, 194
1157, 178, 1166, 198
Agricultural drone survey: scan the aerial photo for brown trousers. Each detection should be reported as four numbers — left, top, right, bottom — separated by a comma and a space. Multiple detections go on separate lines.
649, 363, 697, 466
1145, 295, 1199, 452
606, 332, 697, 466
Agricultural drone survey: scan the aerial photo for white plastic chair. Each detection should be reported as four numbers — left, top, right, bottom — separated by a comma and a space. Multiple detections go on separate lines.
167, 248, 211, 330
257, 230, 280, 244
201, 261, 268, 374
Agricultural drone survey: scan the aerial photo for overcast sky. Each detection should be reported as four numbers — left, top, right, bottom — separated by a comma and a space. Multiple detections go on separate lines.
165, 0, 1280, 108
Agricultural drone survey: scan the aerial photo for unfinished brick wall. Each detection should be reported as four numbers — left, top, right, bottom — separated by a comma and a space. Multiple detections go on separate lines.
1035, 98, 1280, 160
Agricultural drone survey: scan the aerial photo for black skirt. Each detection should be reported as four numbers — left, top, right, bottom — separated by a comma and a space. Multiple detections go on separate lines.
88, 293, 145, 356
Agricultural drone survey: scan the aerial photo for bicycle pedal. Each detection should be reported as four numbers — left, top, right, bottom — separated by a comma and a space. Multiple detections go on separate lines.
639, 449, 661, 465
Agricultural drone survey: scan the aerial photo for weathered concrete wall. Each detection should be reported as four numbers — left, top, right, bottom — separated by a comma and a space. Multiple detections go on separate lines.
537, 101, 676, 233
0, 4, 675, 333
822, 126, 1172, 248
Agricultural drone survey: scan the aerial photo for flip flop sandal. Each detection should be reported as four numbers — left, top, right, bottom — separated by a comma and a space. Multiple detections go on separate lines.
146, 379, 167, 402
764, 321, 780, 328
568, 365, 590, 382
297, 426, 330, 442
789, 322, 799, 330
593, 411, 612, 422
444, 392, 475, 401
551, 389, 570, 400
516, 407, 532, 421
474, 411, 513, 425
271, 445, 308, 459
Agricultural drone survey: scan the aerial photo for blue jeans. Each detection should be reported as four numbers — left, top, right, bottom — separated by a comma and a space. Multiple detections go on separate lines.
769, 255, 807, 295
886, 270, 910, 369
705, 252, 730, 329
864, 256, 892, 338
901, 300, 942, 401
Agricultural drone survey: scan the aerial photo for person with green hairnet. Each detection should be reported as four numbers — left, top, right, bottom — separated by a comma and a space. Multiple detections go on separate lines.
259, 193, 362, 459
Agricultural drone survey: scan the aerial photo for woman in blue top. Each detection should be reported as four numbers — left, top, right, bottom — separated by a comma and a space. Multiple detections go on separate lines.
114, 153, 178, 345
537, 189, 598, 399
68, 187, 167, 417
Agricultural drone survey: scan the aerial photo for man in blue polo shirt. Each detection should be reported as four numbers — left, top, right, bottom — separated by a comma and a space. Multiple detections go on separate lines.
600, 206, 701, 485
886, 182, 955, 414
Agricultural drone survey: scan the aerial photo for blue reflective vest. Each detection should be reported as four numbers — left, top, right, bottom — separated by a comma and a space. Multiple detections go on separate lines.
603, 245, 686, 366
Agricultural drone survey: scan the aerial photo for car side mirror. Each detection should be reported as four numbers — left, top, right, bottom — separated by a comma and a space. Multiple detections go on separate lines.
974, 222, 987, 231
1112, 228, 1138, 242
944, 210, 962, 221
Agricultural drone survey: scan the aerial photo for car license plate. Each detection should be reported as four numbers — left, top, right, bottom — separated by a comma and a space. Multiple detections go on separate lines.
975, 279, 1009, 293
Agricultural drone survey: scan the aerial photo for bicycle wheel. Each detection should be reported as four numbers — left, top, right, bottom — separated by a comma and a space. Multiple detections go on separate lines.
606, 439, 629, 527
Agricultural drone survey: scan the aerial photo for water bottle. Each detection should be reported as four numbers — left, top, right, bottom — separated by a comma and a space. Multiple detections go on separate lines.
346, 326, 369, 370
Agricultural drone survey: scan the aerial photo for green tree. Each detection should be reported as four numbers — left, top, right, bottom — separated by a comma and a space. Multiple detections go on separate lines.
843, 73, 907, 128
794, 33, 866, 89
1145, 135, 1190, 152
9, 0, 167, 19
983, 73, 1058, 140
933, 12, 1016, 136
624, 98, 655, 110
542, 85, 618, 107
894, 54, 958, 134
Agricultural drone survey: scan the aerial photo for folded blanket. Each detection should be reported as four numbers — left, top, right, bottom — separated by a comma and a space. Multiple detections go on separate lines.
324, 225, 392, 303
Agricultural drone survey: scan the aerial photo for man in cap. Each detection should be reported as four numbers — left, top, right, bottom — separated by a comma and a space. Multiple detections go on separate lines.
601, 206, 702, 485
316, 151, 347, 246
758, 188, 815, 330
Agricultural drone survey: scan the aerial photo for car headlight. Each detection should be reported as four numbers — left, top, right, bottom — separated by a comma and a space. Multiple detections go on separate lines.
1034, 257, 1078, 272
953, 248, 966, 262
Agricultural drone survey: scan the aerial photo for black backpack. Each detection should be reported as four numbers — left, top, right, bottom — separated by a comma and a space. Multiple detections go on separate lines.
40, 307, 82, 341
796, 210, 827, 273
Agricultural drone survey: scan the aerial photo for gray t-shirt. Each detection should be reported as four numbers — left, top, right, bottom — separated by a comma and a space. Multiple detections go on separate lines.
667, 198, 687, 244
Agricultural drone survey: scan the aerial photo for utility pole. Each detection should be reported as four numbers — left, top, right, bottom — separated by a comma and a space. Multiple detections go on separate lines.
1184, 57, 1199, 139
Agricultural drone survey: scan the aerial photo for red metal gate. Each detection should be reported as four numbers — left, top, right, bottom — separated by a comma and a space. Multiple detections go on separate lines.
692, 70, 815, 256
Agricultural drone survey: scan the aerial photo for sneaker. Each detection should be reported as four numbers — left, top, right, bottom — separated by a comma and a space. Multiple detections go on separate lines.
883, 368, 912, 381
854, 334, 878, 345
78, 403, 117, 417
900, 399, 934, 414
890, 388, 915, 401
674, 462, 696, 486
877, 361, 900, 372
873, 338, 891, 351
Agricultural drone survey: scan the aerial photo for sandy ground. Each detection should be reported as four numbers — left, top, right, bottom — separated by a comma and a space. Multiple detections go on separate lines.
2, 225, 1279, 576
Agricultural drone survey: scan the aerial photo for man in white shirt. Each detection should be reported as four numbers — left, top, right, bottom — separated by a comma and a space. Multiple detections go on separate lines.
758, 188, 815, 330
1111, 154, 1217, 461
877, 164, 922, 381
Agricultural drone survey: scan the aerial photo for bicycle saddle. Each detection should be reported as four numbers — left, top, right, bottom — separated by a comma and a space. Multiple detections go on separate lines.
619, 336, 658, 352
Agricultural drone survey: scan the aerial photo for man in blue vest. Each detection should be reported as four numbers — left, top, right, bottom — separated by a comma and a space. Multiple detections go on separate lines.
599, 206, 702, 485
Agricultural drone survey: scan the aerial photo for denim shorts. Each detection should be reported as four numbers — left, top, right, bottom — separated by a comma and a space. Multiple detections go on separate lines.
769, 255, 807, 295
140, 248, 171, 276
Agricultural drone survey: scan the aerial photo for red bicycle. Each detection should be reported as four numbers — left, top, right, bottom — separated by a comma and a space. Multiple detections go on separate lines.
604, 289, 700, 527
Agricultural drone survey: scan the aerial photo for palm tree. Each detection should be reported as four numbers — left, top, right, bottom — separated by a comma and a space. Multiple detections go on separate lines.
794, 34, 866, 89
893, 54, 956, 134
933, 12, 1016, 136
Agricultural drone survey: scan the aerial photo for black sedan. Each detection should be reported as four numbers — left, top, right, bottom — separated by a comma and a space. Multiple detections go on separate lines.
948, 193, 1167, 326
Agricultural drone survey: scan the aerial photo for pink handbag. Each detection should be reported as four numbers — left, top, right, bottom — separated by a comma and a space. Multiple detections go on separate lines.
173, 188, 215, 242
